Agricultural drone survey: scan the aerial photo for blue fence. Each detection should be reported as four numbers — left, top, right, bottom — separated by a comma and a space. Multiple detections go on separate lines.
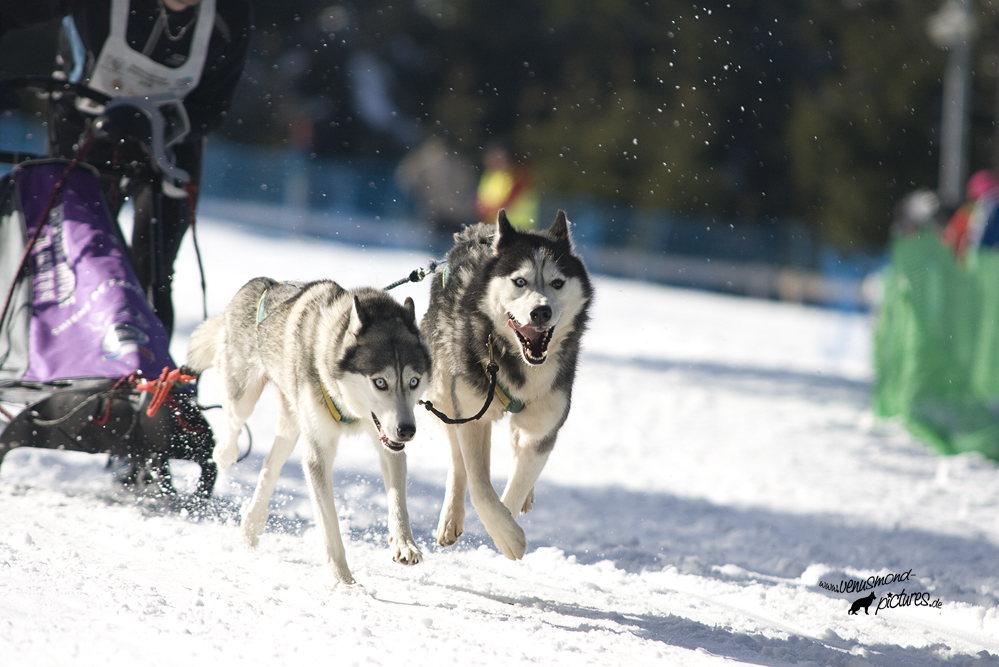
1, 110, 882, 308
200, 141, 414, 220
0, 110, 46, 159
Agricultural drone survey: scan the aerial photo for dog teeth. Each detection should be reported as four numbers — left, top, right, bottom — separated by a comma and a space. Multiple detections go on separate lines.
372, 413, 405, 451
514, 326, 554, 364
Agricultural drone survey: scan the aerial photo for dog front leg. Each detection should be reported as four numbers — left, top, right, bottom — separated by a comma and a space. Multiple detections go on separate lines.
500, 432, 551, 519
302, 438, 355, 586
458, 420, 527, 560
436, 424, 467, 547
501, 392, 568, 518
241, 391, 299, 547
377, 446, 422, 566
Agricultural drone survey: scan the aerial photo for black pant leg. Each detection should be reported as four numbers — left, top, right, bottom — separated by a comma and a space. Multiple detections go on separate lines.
130, 184, 191, 339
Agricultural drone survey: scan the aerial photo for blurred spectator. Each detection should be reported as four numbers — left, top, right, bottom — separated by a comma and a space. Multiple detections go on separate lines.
972, 172, 999, 250
347, 46, 420, 153
284, 116, 313, 210
943, 169, 999, 259
891, 189, 939, 238
476, 141, 538, 229
396, 135, 477, 234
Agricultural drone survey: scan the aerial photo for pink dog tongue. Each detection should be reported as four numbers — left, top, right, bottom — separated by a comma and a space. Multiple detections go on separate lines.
508, 318, 545, 345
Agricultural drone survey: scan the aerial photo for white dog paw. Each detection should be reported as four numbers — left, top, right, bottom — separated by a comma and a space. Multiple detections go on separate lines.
390, 536, 423, 566
241, 520, 263, 548
328, 564, 357, 588
436, 519, 464, 547
436, 509, 465, 547
521, 488, 535, 514
327, 575, 361, 590
242, 531, 259, 549
490, 520, 527, 560
212, 442, 238, 470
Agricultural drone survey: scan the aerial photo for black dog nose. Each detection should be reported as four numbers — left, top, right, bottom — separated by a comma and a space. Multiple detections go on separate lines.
397, 423, 416, 441
530, 305, 552, 326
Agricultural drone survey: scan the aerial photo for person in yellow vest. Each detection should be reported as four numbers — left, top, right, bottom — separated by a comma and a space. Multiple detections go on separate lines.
476, 141, 539, 229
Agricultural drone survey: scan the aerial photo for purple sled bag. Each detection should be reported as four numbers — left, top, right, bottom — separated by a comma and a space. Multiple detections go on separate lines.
0, 160, 216, 498
0, 160, 174, 382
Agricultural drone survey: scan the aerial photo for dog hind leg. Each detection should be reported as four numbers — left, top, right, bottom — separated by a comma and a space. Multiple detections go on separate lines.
215, 374, 265, 470
302, 437, 355, 585
241, 390, 299, 547
376, 445, 422, 565
436, 424, 467, 547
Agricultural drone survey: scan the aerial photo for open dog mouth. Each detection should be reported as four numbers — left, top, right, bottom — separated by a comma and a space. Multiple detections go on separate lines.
371, 413, 406, 452
507, 316, 554, 365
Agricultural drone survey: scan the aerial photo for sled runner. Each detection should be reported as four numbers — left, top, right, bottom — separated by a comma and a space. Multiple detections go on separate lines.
0, 78, 216, 497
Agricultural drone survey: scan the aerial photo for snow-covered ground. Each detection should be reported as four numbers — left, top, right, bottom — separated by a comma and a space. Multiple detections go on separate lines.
2, 215, 999, 666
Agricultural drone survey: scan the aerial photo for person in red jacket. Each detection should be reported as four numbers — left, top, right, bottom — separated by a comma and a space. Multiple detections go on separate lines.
942, 170, 999, 261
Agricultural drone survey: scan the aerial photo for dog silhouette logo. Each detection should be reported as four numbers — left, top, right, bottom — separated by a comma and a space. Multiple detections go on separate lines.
848, 592, 877, 615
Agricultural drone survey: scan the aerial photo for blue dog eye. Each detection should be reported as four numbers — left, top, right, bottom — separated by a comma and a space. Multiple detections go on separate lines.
409, 377, 420, 389
513, 277, 526, 287
374, 378, 388, 390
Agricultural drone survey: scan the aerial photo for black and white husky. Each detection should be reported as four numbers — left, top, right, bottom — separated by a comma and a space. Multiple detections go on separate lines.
186, 278, 431, 585
422, 210, 593, 559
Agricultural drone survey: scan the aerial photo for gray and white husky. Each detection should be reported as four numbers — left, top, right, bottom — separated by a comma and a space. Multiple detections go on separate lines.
422, 210, 592, 559
186, 278, 431, 585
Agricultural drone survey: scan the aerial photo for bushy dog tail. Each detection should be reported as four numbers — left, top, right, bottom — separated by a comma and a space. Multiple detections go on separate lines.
186, 316, 223, 373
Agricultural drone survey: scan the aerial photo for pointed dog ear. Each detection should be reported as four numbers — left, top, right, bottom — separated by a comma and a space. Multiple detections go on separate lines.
493, 209, 518, 251
547, 210, 572, 245
350, 295, 369, 334
402, 296, 416, 326
549, 210, 569, 239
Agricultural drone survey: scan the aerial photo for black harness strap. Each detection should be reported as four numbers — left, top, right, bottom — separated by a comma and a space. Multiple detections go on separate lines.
419, 363, 499, 425
418, 334, 502, 425
383, 259, 442, 291
385, 260, 522, 426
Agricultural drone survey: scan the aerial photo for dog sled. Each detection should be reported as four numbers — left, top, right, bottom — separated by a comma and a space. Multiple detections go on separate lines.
0, 77, 216, 497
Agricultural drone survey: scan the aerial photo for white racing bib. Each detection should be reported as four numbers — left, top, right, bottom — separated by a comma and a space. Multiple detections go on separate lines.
86, 0, 215, 102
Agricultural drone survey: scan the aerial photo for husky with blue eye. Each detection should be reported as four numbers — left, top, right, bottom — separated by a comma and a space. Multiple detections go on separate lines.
186, 277, 431, 586
421, 210, 593, 559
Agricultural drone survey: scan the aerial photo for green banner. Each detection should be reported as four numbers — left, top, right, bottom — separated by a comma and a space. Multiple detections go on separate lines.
874, 234, 999, 460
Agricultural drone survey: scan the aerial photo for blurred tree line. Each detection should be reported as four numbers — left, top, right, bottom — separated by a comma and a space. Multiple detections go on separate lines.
5, 0, 999, 250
